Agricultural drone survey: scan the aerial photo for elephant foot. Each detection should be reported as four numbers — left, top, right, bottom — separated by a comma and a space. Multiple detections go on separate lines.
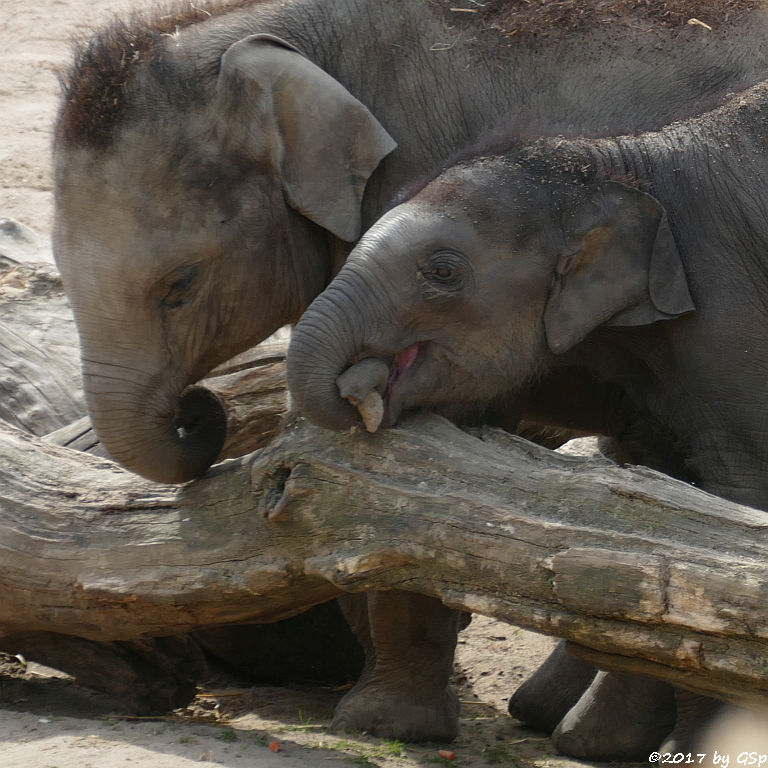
508, 640, 597, 732
552, 670, 677, 761
331, 676, 460, 742
334, 590, 462, 742
659, 690, 723, 754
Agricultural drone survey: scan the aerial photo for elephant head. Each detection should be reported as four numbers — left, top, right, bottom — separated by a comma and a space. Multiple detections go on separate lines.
287, 158, 694, 431
53, 34, 395, 483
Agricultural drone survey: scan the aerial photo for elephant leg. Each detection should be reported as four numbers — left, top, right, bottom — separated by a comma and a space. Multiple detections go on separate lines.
659, 689, 723, 754
508, 640, 597, 732
333, 590, 461, 742
552, 670, 677, 761
336, 593, 377, 681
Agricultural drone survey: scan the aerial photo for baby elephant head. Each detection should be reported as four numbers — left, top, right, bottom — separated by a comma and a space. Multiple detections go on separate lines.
287, 158, 693, 432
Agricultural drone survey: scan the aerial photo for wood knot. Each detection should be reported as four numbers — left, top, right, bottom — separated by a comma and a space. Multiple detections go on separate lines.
254, 462, 316, 521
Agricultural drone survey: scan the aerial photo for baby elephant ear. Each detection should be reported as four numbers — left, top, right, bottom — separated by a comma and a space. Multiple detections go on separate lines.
544, 182, 694, 354
217, 34, 397, 241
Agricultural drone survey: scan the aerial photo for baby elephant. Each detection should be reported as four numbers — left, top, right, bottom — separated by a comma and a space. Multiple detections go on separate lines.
288, 80, 768, 758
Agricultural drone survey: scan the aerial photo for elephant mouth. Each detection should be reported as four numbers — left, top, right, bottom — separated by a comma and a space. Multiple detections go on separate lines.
336, 343, 422, 432
388, 343, 420, 391
382, 342, 422, 426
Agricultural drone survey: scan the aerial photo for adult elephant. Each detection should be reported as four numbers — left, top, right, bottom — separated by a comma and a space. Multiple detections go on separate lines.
286, 78, 768, 756
53, 0, 768, 750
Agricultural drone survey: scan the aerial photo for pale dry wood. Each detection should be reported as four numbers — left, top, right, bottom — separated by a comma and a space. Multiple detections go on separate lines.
0, 227, 315, 710
0, 413, 766, 709
2, 225, 764, 710
201, 329, 289, 458
0, 251, 84, 435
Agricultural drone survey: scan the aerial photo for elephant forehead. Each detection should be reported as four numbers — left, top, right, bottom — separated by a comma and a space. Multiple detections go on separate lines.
372, 172, 555, 258
54, 135, 262, 275
60, 115, 263, 207
354, 203, 482, 261
432, 161, 549, 216
54, 187, 220, 304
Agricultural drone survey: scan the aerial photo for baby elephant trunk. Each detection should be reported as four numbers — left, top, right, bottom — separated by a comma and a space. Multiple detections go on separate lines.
287, 270, 393, 431
336, 358, 390, 432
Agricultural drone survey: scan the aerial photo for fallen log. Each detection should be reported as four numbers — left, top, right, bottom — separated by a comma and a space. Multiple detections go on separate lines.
0, 229, 84, 434
1, 413, 766, 710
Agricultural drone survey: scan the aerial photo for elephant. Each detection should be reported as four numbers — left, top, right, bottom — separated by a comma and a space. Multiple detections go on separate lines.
52, 0, 768, 749
286, 76, 768, 757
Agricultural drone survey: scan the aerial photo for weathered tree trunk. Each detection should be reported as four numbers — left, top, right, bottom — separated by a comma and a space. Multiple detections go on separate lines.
0, 223, 84, 435
1, 412, 766, 710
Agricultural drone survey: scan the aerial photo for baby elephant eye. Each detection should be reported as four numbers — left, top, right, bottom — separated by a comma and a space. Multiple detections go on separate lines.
420, 250, 467, 292
161, 265, 198, 310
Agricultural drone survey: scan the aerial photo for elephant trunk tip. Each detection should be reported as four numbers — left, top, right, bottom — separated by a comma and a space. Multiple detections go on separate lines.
286, 359, 362, 432
336, 357, 391, 432
101, 385, 228, 485
162, 385, 228, 483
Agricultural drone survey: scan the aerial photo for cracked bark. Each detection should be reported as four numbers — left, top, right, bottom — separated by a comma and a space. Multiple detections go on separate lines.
1, 411, 766, 710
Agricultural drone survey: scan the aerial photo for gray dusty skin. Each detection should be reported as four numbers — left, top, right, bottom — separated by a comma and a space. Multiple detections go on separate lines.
55, 0, 768, 483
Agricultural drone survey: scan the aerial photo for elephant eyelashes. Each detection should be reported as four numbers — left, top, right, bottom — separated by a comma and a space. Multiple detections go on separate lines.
160, 266, 198, 310
419, 250, 468, 293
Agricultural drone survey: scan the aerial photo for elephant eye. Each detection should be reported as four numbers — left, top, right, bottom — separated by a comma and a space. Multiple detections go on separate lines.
420, 250, 467, 293
161, 265, 198, 310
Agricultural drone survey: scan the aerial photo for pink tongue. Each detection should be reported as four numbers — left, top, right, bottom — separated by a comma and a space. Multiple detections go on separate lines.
389, 343, 420, 387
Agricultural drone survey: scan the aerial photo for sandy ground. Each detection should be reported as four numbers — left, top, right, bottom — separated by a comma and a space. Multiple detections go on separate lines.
0, 621, 569, 768
1, 1, 129, 234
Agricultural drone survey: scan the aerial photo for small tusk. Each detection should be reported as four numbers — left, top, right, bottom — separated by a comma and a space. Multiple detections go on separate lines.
357, 390, 384, 433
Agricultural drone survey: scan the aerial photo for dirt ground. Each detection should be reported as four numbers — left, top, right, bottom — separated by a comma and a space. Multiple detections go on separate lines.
0, 620, 569, 768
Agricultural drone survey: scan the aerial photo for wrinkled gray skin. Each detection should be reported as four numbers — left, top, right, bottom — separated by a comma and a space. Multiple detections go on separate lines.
53, 0, 768, 750
287, 77, 768, 756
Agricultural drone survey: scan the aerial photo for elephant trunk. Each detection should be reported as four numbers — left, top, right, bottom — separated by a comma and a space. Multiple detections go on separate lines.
287, 271, 386, 431
83, 359, 227, 484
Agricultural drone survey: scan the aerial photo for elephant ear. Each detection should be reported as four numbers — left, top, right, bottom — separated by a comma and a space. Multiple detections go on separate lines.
543, 181, 695, 354
216, 34, 397, 241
